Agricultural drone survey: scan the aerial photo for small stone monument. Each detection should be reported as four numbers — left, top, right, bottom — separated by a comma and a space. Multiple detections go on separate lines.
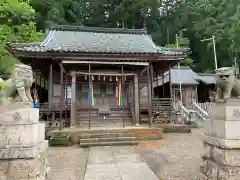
0, 64, 49, 180
201, 67, 240, 180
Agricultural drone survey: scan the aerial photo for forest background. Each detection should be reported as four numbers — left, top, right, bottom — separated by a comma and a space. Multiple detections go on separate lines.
1, 0, 240, 76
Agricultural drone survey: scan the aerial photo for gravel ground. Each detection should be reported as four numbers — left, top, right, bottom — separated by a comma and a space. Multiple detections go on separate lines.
47, 128, 206, 180
47, 145, 89, 180
136, 128, 206, 180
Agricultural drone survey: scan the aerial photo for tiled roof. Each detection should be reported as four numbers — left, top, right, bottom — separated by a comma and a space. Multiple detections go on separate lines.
153, 66, 199, 87
196, 73, 216, 84
9, 25, 188, 55
156, 46, 190, 56
168, 66, 199, 85
153, 67, 217, 87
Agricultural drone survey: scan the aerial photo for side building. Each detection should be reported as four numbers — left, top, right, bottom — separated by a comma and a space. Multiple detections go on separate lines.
153, 66, 216, 109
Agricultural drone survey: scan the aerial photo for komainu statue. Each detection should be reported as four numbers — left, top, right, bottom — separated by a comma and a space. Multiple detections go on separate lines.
0, 64, 33, 107
215, 67, 240, 100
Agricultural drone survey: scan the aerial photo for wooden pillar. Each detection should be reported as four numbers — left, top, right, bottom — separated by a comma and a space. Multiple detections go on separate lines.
156, 72, 159, 98
39, 72, 42, 103
134, 74, 140, 126
162, 73, 165, 97
122, 65, 125, 128
48, 63, 53, 111
88, 63, 91, 129
169, 65, 173, 99
150, 63, 154, 97
65, 74, 68, 126
147, 65, 153, 127
70, 72, 76, 127
52, 112, 55, 122
168, 64, 173, 123
60, 62, 64, 130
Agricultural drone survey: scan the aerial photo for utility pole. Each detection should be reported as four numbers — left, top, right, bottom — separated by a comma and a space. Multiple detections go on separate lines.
201, 35, 218, 70
232, 40, 239, 78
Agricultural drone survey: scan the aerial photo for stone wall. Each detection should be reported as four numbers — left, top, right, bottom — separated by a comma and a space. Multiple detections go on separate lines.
201, 99, 240, 180
0, 108, 49, 180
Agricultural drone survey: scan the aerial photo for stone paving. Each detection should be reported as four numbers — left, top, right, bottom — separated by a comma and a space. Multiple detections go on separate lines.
85, 146, 159, 180
47, 128, 205, 180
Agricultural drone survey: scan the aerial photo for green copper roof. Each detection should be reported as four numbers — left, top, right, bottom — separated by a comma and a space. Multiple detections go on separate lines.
10, 25, 188, 55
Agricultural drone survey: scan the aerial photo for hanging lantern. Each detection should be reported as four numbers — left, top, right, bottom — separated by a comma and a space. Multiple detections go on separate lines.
116, 77, 118, 82
98, 75, 100, 80
103, 76, 106, 81
110, 76, 112, 82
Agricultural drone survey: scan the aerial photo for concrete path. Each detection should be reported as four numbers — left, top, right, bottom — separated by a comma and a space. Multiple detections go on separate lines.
47, 129, 205, 180
84, 146, 159, 180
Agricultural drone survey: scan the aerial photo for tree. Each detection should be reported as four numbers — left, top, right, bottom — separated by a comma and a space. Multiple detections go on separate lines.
159, 0, 240, 72
0, 0, 43, 76
165, 44, 194, 67
22, 0, 240, 72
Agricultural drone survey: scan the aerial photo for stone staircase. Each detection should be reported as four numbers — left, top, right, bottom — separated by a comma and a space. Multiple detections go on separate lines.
79, 130, 138, 147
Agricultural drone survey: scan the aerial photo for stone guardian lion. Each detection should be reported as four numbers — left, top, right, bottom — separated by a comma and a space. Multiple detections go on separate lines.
215, 67, 240, 100
0, 64, 33, 106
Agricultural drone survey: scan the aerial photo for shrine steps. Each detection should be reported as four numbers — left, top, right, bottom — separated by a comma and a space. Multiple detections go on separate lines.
79, 131, 138, 147
75, 109, 133, 128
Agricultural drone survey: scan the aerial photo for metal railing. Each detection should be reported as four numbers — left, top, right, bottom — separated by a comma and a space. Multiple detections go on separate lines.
176, 101, 190, 124
197, 102, 215, 113
193, 102, 210, 120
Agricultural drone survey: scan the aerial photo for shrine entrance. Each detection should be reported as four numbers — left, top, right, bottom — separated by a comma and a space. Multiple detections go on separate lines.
9, 25, 188, 130
69, 64, 137, 129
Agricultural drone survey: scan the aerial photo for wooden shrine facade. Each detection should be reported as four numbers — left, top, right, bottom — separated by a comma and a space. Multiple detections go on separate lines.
8, 25, 188, 128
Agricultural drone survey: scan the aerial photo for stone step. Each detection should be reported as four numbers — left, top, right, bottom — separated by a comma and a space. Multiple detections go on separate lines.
76, 114, 132, 118
76, 119, 132, 121
80, 140, 138, 147
79, 131, 138, 147
76, 123, 133, 128
80, 136, 136, 143
76, 119, 131, 122
76, 115, 132, 118
76, 119, 132, 122
76, 111, 131, 114
80, 132, 135, 139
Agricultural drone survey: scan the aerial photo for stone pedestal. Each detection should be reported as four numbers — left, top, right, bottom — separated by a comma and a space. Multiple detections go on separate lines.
201, 99, 240, 180
0, 107, 49, 180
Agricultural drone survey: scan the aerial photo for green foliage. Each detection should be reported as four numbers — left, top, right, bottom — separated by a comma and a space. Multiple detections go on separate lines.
0, 46, 18, 77
2, 0, 239, 73
0, 81, 8, 89
183, 57, 194, 67
165, 41, 193, 67
0, 0, 43, 77
160, 0, 240, 71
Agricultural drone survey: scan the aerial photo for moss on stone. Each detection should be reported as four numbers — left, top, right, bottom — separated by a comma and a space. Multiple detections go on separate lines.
49, 133, 70, 146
